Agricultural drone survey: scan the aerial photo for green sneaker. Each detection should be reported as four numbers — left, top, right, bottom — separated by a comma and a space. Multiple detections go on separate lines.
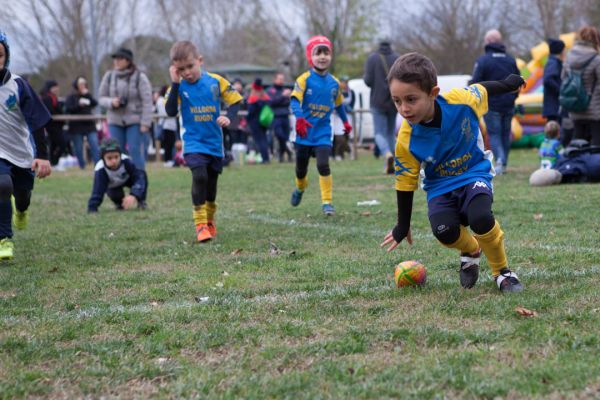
11, 196, 28, 230
0, 238, 14, 261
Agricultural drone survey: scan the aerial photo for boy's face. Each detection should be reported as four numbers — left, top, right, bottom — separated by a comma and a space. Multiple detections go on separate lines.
312, 47, 332, 71
103, 151, 121, 170
173, 55, 203, 83
389, 79, 439, 124
0, 44, 6, 70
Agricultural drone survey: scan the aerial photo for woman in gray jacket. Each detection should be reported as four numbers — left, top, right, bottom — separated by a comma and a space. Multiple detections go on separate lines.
99, 48, 153, 169
564, 26, 600, 146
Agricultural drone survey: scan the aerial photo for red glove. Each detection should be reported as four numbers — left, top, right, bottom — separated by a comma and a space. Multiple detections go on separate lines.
295, 118, 312, 138
343, 121, 353, 136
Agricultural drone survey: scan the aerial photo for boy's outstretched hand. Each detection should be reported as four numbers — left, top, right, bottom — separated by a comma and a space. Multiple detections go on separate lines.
380, 226, 413, 252
31, 159, 51, 178
169, 65, 181, 84
217, 116, 231, 127
295, 117, 312, 138
122, 195, 137, 210
343, 121, 352, 135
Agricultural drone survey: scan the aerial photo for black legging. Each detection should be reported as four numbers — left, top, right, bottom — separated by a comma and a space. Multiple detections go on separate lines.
191, 166, 218, 206
429, 194, 495, 245
161, 129, 176, 162
295, 145, 330, 178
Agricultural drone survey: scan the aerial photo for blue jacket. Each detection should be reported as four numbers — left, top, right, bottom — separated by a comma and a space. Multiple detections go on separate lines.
88, 157, 147, 212
470, 43, 520, 113
543, 55, 562, 118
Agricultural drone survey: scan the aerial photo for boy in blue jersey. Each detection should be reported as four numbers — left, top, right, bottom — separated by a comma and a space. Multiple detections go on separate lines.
290, 36, 352, 216
165, 41, 242, 242
538, 121, 563, 169
0, 31, 52, 261
380, 53, 525, 292
87, 139, 148, 213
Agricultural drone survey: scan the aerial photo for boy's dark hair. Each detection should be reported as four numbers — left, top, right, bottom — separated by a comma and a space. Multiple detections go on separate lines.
387, 52, 438, 93
170, 40, 201, 62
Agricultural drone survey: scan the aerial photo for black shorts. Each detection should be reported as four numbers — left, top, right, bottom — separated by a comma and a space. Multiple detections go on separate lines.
0, 158, 34, 191
184, 153, 223, 173
427, 181, 493, 221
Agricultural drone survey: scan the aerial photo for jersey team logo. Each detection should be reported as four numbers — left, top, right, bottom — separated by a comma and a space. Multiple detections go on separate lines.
472, 181, 488, 189
461, 117, 473, 142
4, 94, 17, 112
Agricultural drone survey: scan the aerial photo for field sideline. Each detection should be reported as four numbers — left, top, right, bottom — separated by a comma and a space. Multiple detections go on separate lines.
1, 149, 599, 399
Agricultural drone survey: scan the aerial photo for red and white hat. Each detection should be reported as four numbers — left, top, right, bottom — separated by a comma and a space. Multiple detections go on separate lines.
305, 36, 332, 67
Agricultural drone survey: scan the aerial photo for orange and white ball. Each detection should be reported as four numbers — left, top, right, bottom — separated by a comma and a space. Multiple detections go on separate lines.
394, 260, 427, 287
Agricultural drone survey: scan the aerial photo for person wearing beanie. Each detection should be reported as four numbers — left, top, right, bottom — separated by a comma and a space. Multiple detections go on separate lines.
246, 77, 272, 163
98, 46, 153, 170
543, 38, 566, 123
87, 138, 148, 213
289, 35, 353, 216
470, 29, 520, 175
0, 31, 52, 261
65, 76, 100, 168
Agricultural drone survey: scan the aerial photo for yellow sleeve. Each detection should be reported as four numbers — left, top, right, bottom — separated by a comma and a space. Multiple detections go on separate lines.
394, 120, 420, 192
208, 73, 243, 105
332, 75, 344, 107
443, 84, 488, 118
291, 72, 310, 103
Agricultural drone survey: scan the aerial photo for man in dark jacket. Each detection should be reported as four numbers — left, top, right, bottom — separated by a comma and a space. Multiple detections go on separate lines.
470, 29, 520, 174
543, 38, 565, 122
268, 72, 292, 162
39, 80, 66, 167
364, 40, 399, 174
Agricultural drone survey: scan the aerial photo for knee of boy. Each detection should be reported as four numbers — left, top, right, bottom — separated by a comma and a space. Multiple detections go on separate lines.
469, 214, 495, 235
0, 175, 13, 200
316, 162, 330, 176
191, 168, 208, 184
432, 223, 460, 244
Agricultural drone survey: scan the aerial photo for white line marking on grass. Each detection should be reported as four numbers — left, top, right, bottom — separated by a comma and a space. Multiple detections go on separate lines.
3, 266, 599, 326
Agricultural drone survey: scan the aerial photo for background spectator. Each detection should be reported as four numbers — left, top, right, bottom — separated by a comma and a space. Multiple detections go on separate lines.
65, 76, 100, 169
39, 80, 66, 167
98, 47, 153, 170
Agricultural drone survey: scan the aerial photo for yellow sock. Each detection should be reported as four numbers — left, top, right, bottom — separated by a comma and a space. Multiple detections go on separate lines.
442, 225, 479, 254
474, 220, 508, 277
206, 201, 217, 221
295, 176, 308, 191
319, 175, 332, 204
193, 204, 208, 225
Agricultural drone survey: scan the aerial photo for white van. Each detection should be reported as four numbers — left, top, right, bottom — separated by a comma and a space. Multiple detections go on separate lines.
349, 75, 471, 143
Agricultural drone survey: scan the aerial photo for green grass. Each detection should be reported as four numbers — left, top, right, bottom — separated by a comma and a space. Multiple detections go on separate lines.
1, 149, 599, 399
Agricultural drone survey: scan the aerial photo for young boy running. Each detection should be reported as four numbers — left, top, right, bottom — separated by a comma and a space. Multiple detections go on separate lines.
0, 31, 52, 260
165, 41, 242, 242
290, 36, 352, 216
380, 52, 525, 292
87, 139, 148, 213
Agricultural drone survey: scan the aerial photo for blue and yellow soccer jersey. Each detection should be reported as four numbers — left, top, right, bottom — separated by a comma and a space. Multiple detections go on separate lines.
394, 84, 494, 200
291, 70, 344, 146
175, 71, 242, 157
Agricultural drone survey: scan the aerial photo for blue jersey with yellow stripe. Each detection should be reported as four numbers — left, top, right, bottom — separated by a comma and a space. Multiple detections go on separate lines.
176, 71, 242, 157
291, 69, 344, 147
394, 84, 495, 201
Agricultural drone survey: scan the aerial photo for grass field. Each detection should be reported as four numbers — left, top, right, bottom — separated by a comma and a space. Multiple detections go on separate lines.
1, 148, 599, 399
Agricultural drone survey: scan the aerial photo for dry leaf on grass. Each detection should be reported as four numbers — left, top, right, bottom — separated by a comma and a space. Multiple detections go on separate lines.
361, 211, 372, 217
533, 213, 543, 221
230, 249, 243, 255
515, 306, 538, 317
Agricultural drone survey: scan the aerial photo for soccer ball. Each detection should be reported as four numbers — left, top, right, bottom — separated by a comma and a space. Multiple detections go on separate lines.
394, 260, 427, 287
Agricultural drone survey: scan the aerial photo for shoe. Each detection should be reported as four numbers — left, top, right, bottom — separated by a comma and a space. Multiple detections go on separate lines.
196, 224, 213, 242
495, 268, 524, 293
459, 248, 481, 289
291, 189, 304, 207
137, 200, 148, 210
386, 154, 395, 174
0, 238, 14, 260
207, 221, 217, 237
322, 203, 336, 216
11, 197, 28, 230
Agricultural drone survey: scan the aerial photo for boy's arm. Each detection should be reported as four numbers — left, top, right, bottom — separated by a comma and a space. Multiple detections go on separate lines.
125, 160, 147, 201
88, 169, 108, 212
290, 97, 303, 118
225, 101, 241, 122
392, 190, 414, 243
16, 78, 51, 162
165, 83, 180, 117
478, 74, 525, 95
